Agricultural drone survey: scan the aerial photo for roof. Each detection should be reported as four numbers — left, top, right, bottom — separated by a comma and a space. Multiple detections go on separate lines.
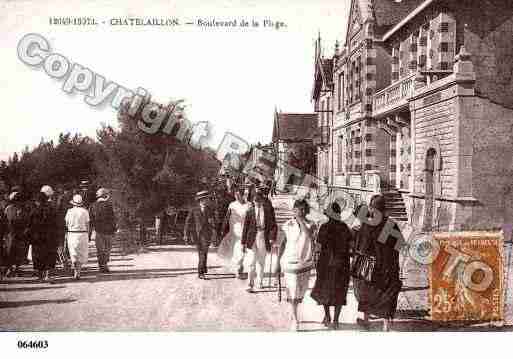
312, 58, 334, 101
371, 0, 426, 35
272, 113, 318, 143
321, 59, 333, 85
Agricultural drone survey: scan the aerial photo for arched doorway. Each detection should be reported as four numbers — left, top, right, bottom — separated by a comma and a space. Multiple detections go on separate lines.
423, 148, 437, 232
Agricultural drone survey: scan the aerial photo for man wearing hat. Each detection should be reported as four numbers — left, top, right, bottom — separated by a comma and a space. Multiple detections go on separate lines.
242, 186, 277, 292
184, 190, 218, 279
89, 188, 116, 273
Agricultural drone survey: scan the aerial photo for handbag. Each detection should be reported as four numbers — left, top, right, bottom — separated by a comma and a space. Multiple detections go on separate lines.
350, 252, 376, 282
350, 229, 377, 282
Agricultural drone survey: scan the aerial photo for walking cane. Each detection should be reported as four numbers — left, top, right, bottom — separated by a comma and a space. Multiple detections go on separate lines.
277, 260, 282, 302
268, 244, 273, 288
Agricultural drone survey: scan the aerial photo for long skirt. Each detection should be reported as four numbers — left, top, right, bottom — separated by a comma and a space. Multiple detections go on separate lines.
217, 232, 244, 269
283, 267, 311, 304
32, 240, 57, 271
67, 233, 89, 265
311, 264, 350, 306
353, 277, 402, 319
4, 232, 28, 267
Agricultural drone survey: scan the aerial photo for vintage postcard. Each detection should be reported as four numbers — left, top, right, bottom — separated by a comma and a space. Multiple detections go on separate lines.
1, 0, 513, 356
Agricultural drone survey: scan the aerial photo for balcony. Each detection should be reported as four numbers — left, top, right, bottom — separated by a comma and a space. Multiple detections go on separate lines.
372, 74, 416, 117
313, 125, 330, 147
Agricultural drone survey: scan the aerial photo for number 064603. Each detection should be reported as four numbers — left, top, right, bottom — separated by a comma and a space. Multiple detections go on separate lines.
17, 340, 48, 349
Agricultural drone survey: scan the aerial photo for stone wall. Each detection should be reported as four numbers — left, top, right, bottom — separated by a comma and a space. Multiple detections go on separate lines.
458, 97, 513, 230
412, 92, 458, 198
452, 1, 513, 109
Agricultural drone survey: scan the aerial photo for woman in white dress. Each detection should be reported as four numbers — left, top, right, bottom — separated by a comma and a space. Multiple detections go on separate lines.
65, 194, 90, 280
278, 199, 317, 331
217, 186, 251, 277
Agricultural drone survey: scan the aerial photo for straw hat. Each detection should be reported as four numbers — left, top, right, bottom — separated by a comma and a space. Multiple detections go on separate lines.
9, 191, 19, 201
41, 185, 54, 197
195, 190, 210, 200
96, 188, 109, 198
70, 194, 84, 206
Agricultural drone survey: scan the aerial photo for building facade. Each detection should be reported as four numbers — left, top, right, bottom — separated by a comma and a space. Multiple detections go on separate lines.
272, 111, 317, 191
313, 0, 513, 231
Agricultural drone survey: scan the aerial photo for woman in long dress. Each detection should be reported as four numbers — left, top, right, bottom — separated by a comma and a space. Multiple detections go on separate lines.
3, 192, 30, 277
278, 199, 317, 331
353, 194, 402, 331
310, 202, 352, 329
65, 194, 90, 280
29, 192, 58, 282
217, 186, 251, 277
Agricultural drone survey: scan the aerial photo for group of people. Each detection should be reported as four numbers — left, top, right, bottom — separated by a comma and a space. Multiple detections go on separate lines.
0, 185, 117, 282
185, 182, 403, 331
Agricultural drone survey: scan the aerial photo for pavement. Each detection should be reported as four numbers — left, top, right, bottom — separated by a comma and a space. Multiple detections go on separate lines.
1, 239, 512, 332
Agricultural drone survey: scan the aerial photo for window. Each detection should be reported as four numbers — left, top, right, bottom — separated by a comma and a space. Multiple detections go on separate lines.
419, 55, 427, 67
366, 57, 373, 66
439, 22, 449, 32
410, 43, 418, 53
366, 73, 374, 81
326, 97, 331, 124
365, 39, 373, 49
338, 72, 344, 111
337, 136, 344, 172
365, 133, 373, 141
390, 149, 397, 157
420, 37, 427, 46
409, 60, 417, 70
440, 61, 449, 70
390, 165, 397, 172
439, 42, 449, 52
365, 164, 372, 170
365, 149, 372, 156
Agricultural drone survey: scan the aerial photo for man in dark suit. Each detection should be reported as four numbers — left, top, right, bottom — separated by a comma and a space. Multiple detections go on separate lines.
242, 187, 277, 292
184, 191, 218, 279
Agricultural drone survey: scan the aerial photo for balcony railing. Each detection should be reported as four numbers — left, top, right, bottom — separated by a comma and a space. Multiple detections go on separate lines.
372, 74, 416, 117
313, 125, 330, 147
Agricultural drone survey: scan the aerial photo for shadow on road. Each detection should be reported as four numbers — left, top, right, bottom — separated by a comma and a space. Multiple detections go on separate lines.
0, 298, 76, 309
0, 286, 67, 292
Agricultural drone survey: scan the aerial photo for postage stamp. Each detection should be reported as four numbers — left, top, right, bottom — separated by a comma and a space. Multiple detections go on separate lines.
429, 231, 504, 322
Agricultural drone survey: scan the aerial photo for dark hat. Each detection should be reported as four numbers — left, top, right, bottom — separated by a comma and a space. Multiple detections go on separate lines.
195, 190, 210, 200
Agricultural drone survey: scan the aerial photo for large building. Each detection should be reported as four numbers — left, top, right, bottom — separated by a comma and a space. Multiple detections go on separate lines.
272, 111, 318, 190
313, 0, 513, 231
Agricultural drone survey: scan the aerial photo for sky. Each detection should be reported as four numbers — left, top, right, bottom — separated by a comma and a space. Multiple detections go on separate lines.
0, 0, 350, 161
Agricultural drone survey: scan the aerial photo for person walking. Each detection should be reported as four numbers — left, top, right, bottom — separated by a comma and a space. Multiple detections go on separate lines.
65, 194, 90, 280
242, 187, 277, 292
352, 194, 402, 332
184, 191, 217, 279
29, 191, 58, 282
217, 185, 250, 278
3, 192, 30, 277
89, 188, 116, 274
310, 202, 353, 329
278, 199, 317, 331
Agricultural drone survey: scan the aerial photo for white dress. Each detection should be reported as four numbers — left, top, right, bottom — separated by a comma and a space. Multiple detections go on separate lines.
280, 218, 316, 303
65, 207, 90, 265
217, 201, 250, 268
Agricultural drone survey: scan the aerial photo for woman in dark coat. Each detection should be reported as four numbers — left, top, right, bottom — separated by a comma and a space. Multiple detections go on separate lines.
353, 194, 402, 331
29, 192, 58, 281
311, 202, 352, 329
3, 192, 30, 277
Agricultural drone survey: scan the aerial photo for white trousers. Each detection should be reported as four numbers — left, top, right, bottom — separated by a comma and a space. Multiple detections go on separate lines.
247, 231, 267, 287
